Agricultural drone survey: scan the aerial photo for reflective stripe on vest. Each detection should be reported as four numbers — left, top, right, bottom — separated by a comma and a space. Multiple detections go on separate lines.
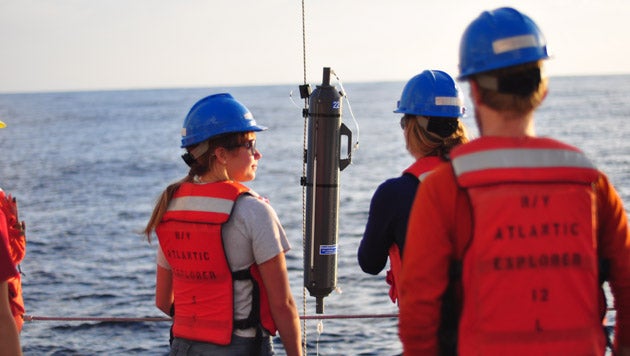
451, 137, 605, 355
452, 137, 598, 187
169, 196, 234, 215
162, 181, 254, 224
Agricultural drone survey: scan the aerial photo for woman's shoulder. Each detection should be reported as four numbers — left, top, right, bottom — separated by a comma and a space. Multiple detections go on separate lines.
237, 192, 270, 207
234, 193, 279, 219
377, 174, 418, 196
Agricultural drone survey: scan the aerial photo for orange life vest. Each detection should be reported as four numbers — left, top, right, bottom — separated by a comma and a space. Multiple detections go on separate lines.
387, 156, 443, 304
403, 156, 443, 183
156, 181, 276, 345
451, 137, 605, 355
0, 190, 25, 332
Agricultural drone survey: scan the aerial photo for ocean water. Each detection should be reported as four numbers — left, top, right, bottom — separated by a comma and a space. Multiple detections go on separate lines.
0, 74, 629, 355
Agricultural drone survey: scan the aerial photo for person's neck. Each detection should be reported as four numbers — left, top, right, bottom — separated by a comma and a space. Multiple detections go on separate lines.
476, 106, 536, 137
197, 169, 230, 183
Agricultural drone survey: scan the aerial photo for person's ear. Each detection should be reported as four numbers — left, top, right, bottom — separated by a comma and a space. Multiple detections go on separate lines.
213, 147, 228, 165
469, 80, 482, 106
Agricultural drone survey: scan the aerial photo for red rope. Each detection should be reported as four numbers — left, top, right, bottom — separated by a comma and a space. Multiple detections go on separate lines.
24, 315, 171, 322
24, 313, 399, 323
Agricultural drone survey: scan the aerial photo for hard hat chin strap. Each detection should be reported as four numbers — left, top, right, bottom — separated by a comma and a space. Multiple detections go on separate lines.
181, 141, 209, 167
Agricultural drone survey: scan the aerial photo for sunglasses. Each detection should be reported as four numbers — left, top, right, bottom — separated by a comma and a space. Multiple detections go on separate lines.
230, 139, 257, 155
400, 115, 410, 130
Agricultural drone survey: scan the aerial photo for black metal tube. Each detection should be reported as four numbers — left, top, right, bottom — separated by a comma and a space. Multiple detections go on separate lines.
303, 67, 343, 313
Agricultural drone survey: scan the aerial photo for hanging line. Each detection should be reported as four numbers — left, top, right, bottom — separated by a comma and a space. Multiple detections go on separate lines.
299, 0, 309, 354
295, 2, 363, 354
330, 69, 360, 152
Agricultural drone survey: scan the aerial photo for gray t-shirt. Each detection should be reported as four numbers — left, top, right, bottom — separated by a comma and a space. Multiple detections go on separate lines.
156, 193, 291, 337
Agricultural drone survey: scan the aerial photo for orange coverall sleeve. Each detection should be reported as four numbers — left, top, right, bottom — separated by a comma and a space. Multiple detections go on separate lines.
399, 164, 462, 355
595, 174, 630, 350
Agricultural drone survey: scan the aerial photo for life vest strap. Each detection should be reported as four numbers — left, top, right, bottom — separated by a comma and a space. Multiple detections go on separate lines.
232, 269, 252, 281
232, 267, 261, 331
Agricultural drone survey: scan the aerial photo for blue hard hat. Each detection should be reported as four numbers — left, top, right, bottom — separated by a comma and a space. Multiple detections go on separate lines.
458, 7, 550, 79
181, 93, 267, 148
394, 70, 464, 118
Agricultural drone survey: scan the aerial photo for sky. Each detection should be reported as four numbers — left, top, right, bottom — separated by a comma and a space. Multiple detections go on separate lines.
0, 0, 628, 94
